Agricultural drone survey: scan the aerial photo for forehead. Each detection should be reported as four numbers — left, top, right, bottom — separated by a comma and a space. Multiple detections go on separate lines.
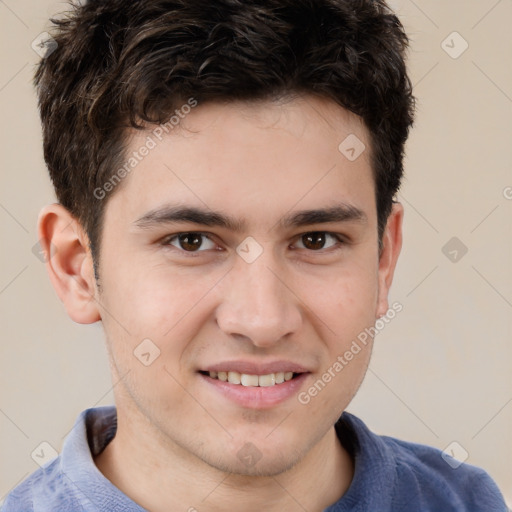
105, 95, 375, 229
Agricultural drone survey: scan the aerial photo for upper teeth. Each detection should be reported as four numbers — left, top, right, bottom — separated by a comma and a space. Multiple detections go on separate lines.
208, 371, 294, 387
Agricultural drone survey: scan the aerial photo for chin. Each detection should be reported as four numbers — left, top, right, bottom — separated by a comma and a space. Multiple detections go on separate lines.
201, 443, 304, 478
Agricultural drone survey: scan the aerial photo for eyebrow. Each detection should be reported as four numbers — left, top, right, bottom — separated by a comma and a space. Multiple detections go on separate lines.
132, 203, 367, 232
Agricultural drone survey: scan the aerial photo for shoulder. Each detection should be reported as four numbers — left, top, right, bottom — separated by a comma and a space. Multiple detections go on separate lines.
1, 457, 83, 512
2, 406, 118, 512
382, 434, 507, 511
337, 413, 508, 512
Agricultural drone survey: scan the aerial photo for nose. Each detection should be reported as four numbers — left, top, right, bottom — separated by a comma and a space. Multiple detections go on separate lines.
215, 252, 302, 348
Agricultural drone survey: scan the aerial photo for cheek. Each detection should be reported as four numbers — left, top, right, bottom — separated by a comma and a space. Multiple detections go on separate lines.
98, 259, 226, 376
297, 271, 377, 414
297, 259, 378, 333
97, 264, 205, 407
101, 255, 211, 332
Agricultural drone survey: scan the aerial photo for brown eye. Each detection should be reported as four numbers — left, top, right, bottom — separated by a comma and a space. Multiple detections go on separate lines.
166, 233, 216, 252
295, 232, 343, 251
302, 232, 326, 250
178, 233, 202, 251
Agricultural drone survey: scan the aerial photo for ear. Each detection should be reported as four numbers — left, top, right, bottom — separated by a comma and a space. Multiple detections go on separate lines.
37, 203, 101, 324
376, 201, 403, 318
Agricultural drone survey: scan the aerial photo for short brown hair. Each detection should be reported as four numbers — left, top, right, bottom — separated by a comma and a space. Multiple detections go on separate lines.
34, 0, 415, 277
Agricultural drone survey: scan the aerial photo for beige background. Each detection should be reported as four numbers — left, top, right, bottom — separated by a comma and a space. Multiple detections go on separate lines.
1, 0, 511, 506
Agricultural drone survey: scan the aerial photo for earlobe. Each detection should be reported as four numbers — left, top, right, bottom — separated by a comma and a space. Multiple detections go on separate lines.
376, 202, 404, 318
37, 204, 101, 324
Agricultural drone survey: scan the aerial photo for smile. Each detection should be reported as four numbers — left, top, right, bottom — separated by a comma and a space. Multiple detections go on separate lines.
202, 370, 298, 387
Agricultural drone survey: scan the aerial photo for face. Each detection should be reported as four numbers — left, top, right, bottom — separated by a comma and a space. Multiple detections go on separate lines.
92, 95, 400, 476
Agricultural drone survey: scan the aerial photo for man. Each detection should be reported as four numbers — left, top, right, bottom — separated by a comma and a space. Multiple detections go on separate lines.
3, 0, 507, 510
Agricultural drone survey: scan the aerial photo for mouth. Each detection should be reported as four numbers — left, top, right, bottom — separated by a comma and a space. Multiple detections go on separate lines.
198, 370, 302, 387
197, 361, 312, 408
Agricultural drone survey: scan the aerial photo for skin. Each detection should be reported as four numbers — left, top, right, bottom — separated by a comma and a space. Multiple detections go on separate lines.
38, 95, 403, 512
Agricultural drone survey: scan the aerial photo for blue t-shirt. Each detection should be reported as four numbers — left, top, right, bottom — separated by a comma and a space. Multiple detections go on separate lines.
2, 406, 508, 511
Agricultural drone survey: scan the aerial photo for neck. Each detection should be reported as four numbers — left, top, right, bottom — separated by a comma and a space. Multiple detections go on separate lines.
94, 408, 354, 512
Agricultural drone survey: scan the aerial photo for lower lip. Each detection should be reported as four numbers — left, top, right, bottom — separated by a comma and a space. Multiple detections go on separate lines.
198, 372, 310, 409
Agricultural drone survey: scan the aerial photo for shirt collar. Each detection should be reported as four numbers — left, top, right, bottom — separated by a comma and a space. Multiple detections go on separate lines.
59, 406, 146, 512
325, 411, 398, 511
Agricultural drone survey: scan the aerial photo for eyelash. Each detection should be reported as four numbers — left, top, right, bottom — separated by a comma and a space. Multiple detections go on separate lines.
160, 231, 346, 256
